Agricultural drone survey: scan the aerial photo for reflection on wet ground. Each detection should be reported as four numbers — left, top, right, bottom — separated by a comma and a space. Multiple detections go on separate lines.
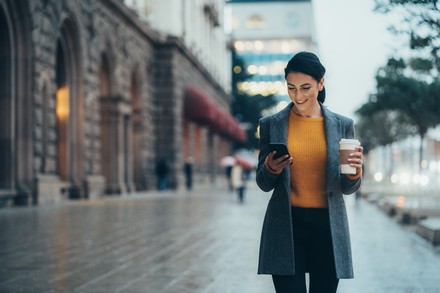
1, 184, 440, 292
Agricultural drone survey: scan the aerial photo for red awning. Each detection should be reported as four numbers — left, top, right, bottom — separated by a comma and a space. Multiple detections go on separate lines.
211, 110, 233, 138
211, 110, 247, 143
210, 109, 228, 134
184, 86, 247, 143
184, 86, 217, 125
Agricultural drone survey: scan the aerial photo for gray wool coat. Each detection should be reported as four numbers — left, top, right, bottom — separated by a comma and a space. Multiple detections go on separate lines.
256, 102, 361, 279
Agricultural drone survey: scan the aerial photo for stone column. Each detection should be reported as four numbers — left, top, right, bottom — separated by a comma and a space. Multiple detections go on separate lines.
123, 113, 136, 192
115, 100, 134, 194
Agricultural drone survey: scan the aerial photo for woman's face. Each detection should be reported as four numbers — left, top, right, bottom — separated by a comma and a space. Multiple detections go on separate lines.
286, 72, 324, 114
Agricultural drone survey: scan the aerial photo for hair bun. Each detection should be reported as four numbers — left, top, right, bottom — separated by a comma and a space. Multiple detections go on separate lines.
284, 51, 326, 81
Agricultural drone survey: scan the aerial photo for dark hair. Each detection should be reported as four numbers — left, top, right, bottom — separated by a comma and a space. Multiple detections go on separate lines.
284, 51, 326, 103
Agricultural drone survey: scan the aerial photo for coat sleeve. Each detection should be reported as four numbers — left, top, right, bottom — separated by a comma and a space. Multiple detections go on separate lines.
340, 119, 362, 195
256, 118, 280, 192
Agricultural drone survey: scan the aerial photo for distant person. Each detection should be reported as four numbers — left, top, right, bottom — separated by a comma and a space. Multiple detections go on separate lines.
231, 162, 246, 203
225, 165, 233, 192
256, 52, 363, 292
155, 157, 169, 191
183, 157, 194, 191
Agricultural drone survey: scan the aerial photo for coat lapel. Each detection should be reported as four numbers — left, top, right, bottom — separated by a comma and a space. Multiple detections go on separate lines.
269, 103, 292, 144
269, 103, 292, 197
321, 104, 342, 193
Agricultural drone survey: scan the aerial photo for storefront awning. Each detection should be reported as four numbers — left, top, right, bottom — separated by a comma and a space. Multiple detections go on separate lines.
184, 86, 247, 143
212, 110, 247, 143
184, 86, 217, 125
211, 109, 232, 136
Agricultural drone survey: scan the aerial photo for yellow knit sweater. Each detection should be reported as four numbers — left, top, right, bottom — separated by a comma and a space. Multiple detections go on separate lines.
288, 111, 328, 208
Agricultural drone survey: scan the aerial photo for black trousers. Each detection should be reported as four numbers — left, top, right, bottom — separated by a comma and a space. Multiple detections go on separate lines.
272, 207, 339, 293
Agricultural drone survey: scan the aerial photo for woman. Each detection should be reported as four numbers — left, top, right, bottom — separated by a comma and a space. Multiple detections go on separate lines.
231, 160, 246, 203
256, 52, 363, 293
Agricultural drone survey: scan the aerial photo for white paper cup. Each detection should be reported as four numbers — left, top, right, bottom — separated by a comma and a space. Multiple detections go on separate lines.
339, 139, 360, 174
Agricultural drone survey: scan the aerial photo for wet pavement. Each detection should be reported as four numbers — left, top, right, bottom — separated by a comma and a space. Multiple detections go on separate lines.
1, 183, 440, 293
340, 197, 440, 293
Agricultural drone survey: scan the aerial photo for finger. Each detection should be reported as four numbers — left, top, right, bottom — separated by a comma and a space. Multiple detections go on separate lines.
273, 159, 292, 170
274, 155, 290, 164
271, 156, 292, 170
285, 158, 293, 167
349, 155, 362, 161
349, 151, 363, 158
267, 151, 276, 161
348, 158, 363, 164
350, 158, 363, 165
278, 157, 293, 167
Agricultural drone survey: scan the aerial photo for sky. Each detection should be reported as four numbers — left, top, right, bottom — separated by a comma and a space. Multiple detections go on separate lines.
312, 0, 398, 120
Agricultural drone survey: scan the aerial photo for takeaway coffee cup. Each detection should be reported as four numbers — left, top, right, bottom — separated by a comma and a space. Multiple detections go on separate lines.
339, 139, 361, 175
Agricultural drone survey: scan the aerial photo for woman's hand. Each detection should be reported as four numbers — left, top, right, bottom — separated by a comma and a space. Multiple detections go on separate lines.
348, 146, 363, 174
266, 151, 293, 173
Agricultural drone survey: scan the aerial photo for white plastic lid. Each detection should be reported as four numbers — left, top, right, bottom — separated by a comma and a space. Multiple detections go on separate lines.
339, 139, 360, 145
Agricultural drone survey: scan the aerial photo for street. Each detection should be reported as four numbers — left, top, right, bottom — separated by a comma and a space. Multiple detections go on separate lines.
1, 183, 440, 293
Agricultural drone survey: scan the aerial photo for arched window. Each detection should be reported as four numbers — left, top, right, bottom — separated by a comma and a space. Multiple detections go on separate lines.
55, 17, 83, 188
55, 40, 69, 180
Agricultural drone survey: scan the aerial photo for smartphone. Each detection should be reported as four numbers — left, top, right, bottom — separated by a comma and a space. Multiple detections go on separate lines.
269, 143, 290, 160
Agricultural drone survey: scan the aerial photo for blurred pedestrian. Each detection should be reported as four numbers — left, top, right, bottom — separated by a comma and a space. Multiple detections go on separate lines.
256, 52, 363, 292
155, 157, 169, 191
225, 165, 233, 191
183, 157, 194, 191
231, 162, 247, 203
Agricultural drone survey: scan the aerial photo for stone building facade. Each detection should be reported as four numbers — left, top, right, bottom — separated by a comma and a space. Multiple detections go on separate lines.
0, 0, 242, 206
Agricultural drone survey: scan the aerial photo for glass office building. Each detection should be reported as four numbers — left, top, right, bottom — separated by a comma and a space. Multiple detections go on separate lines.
226, 0, 318, 103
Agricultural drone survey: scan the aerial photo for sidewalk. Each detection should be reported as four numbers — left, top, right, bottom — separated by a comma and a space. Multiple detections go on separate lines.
361, 180, 440, 243
339, 197, 440, 293
1, 184, 440, 292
